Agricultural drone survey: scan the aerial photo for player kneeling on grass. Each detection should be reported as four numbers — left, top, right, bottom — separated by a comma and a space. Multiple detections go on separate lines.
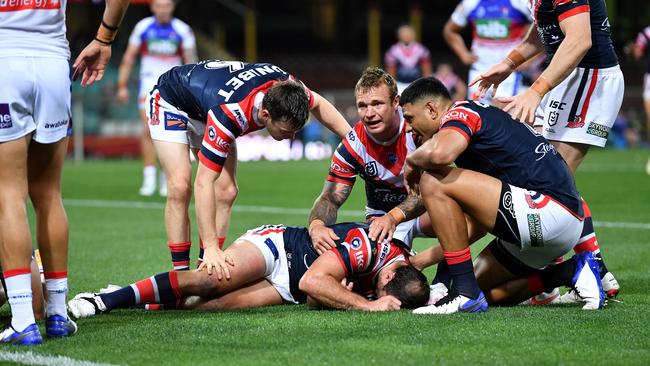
397, 77, 605, 315
68, 223, 429, 317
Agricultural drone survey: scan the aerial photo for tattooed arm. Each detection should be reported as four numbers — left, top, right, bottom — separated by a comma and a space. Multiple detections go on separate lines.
308, 181, 353, 254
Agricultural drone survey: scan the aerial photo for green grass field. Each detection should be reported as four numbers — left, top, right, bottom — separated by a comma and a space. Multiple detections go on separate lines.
1, 149, 649, 365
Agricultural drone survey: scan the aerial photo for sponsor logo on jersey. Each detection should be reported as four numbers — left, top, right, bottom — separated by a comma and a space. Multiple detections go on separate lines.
146, 39, 180, 56
330, 161, 351, 174
566, 115, 584, 129
216, 64, 288, 102
364, 161, 378, 177
548, 111, 559, 126
586, 122, 610, 139
347, 130, 356, 141
350, 238, 362, 250
207, 126, 217, 141
387, 152, 398, 164
475, 19, 511, 39
369, 189, 407, 205
527, 213, 543, 247
442, 110, 469, 124
549, 100, 567, 110
164, 112, 188, 131
0, 0, 61, 12
354, 251, 365, 269
534, 142, 557, 161
44, 120, 68, 129
0, 103, 12, 129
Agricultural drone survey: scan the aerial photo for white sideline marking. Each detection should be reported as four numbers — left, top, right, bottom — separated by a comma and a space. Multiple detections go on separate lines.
0, 351, 122, 366
62, 198, 650, 230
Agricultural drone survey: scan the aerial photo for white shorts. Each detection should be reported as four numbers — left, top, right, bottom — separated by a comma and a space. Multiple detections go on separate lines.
497, 184, 583, 269
0, 57, 71, 144
147, 88, 202, 148
643, 73, 650, 101
138, 74, 159, 110
534, 65, 624, 147
236, 227, 296, 304
468, 68, 523, 102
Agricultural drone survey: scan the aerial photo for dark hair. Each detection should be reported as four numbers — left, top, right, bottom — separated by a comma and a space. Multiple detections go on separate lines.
400, 77, 451, 106
383, 265, 429, 309
355, 67, 398, 101
262, 81, 310, 131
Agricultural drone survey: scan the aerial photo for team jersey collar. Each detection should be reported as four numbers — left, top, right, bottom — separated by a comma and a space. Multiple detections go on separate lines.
366, 109, 404, 146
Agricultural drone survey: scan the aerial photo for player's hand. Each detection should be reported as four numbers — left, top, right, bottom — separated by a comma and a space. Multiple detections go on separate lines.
341, 279, 354, 291
498, 88, 541, 125
308, 222, 340, 255
368, 214, 397, 244
461, 52, 479, 66
198, 247, 234, 280
73, 40, 112, 87
363, 295, 401, 312
404, 164, 422, 196
116, 87, 129, 104
468, 61, 513, 99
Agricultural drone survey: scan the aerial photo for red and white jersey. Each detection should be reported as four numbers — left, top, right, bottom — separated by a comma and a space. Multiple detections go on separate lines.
0, 0, 69, 59
128, 16, 195, 79
450, 0, 532, 70
327, 113, 418, 216
384, 41, 432, 84
636, 26, 650, 73
333, 226, 410, 299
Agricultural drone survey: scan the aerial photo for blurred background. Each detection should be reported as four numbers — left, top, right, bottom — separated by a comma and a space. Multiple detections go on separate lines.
66, 0, 650, 161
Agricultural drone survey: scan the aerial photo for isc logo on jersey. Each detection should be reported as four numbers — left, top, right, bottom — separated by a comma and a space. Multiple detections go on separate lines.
0, 104, 12, 129
442, 110, 468, 124
475, 19, 510, 39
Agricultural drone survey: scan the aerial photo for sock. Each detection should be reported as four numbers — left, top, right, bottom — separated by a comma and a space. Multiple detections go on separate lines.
432, 260, 451, 288
100, 271, 182, 311
197, 237, 225, 268
444, 248, 481, 299
528, 259, 576, 295
44, 272, 68, 318
4, 269, 35, 332
159, 171, 167, 189
168, 242, 191, 271
143, 165, 156, 187
573, 199, 608, 278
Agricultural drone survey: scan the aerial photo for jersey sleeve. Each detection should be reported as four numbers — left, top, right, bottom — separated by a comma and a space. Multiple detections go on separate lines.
384, 45, 397, 67
173, 19, 196, 50
198, 106, 243, 172
450, 0, 470, 27
439, 105, 483, 142
636, 28, 650, 54
327, 142, 359, 186
128, 19, 149, 47
553, 0, 590, 23
333, 228, 373, 276
419, 44, 432, 65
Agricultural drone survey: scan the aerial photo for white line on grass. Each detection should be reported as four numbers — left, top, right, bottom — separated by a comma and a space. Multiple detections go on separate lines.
63, 198, 650, 230
0, 351, 122, 366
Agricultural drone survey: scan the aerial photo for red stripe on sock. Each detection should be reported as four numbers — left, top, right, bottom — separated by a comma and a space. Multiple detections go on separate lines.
574, 236, 599, 253
199, 239, 204, 249
172, 261, 190, 267
527, 273, 545, 296
3, 268, 31, 278
443, 248, 472, 265
218, 237, 226, 249
135, 277, 156, 303
169, 271, 182, 299
146, 304, 162, 310
167, 242, 192, 253
43, 271, 68, 279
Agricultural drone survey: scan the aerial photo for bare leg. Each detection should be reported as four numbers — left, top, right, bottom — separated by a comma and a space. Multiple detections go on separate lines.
182, 279, 283, 310
139, 109, 156, 168
550, 140, 590, 173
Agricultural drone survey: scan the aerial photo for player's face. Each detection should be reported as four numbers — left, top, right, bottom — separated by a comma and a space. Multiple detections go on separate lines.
356, 83, 400, 142
267, 119, 298, 141
402, 101, 439, 141
151, 0, 175, 24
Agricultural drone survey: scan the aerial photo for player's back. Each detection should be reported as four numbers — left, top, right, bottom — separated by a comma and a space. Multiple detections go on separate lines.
0, 0, 69, 59
443, 101, 583, 217
157, 60, 292, 121
532, 0, 618, 68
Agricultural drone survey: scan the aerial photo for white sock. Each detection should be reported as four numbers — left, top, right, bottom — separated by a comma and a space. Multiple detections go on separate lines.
159, 171, 167, 189
5, 271, 35, 332
143, 166, 157, 187
45, 277, 68, 318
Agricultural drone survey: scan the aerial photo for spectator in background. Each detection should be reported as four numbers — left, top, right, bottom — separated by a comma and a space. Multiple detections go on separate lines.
116, 0, 197, 197
433, 62, 467, 101
384, 24, 432, 94
443, 0, 532, 105
630, 26, 650, 174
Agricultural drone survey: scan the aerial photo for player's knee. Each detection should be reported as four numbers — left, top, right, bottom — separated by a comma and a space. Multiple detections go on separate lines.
419, 173, 446, 199
167, 178, 192, 204
28, 184, 61, 208
215, 182, 239, 206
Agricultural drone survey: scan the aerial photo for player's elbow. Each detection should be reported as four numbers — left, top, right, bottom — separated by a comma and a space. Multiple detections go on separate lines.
298, 272, 321, 297
428, 146, 455, 167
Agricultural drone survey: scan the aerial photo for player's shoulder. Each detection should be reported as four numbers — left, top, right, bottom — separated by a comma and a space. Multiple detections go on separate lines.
457, 0, 482, 12
133, 16, 156, 31
170, 18, 193, 32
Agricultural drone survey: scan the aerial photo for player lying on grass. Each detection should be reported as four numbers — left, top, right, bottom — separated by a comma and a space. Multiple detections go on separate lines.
67, 223, 429, 317
395, 77, 605, 314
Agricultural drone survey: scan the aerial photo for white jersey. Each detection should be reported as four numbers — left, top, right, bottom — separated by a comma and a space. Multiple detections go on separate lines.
128, 16, 196, 80
450, 0, 532, 70
0, 0, 69, 59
